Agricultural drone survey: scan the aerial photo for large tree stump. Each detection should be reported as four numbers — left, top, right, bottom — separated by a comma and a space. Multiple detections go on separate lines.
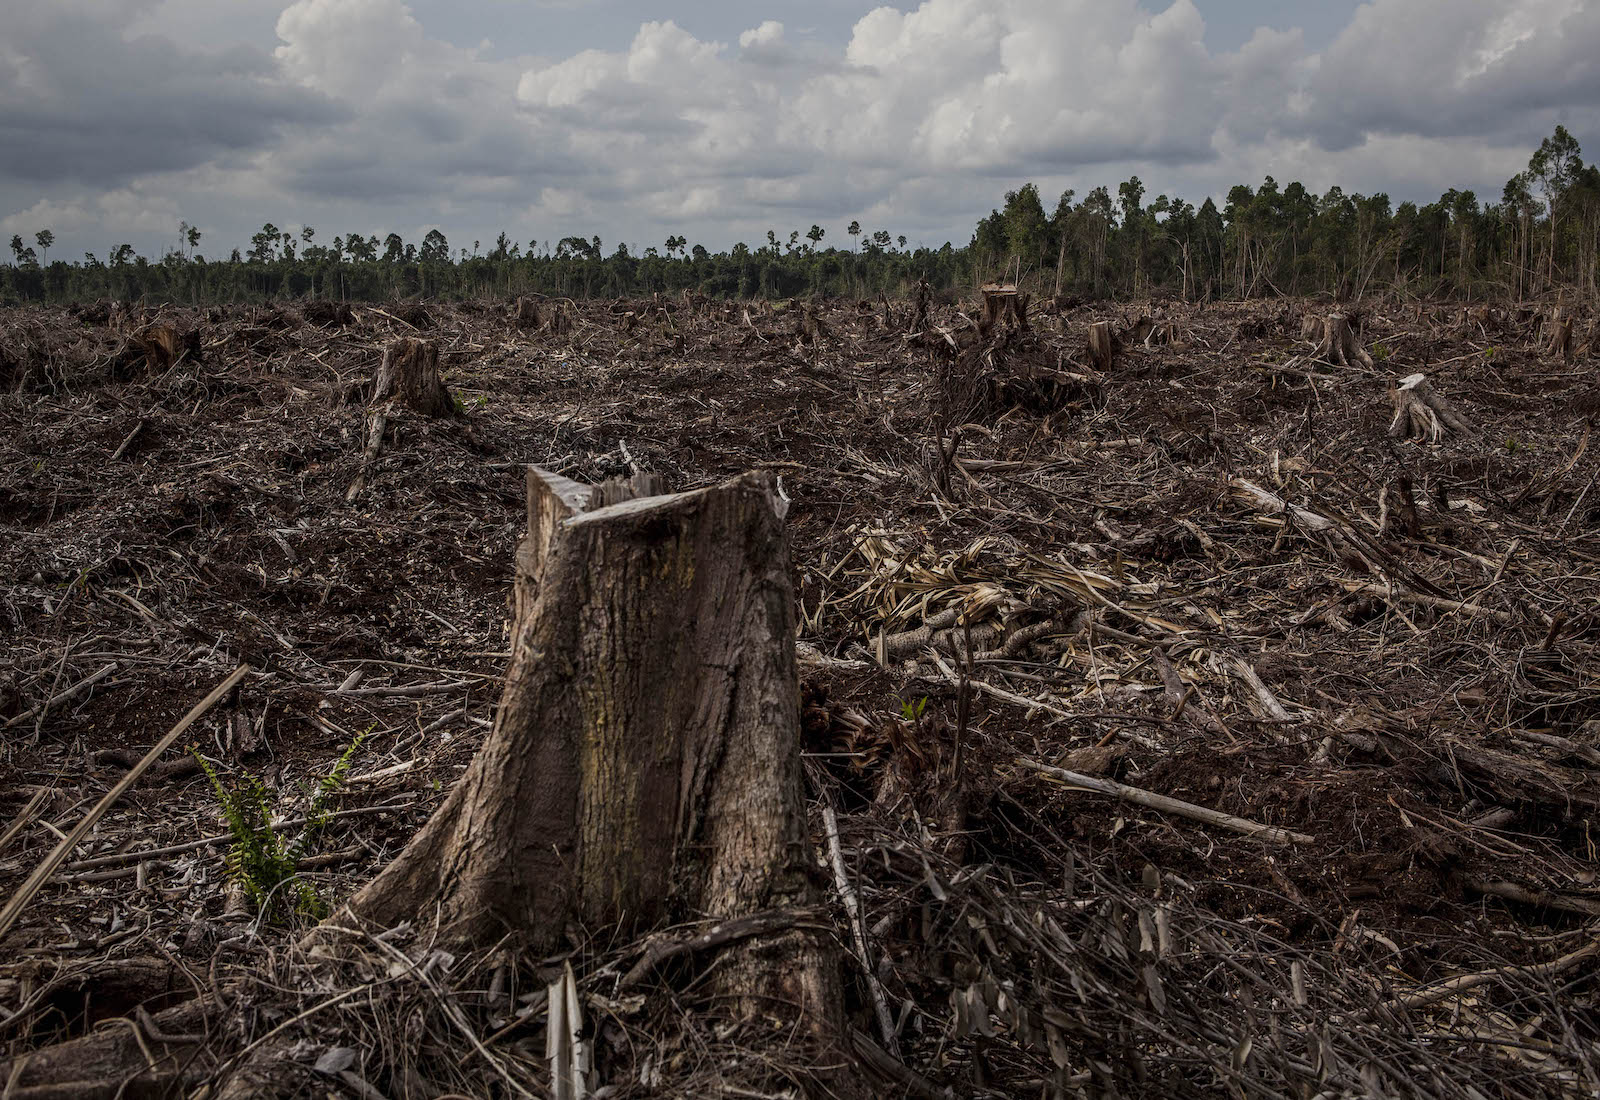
347, 468, 842, 1036
1086, 320, 1116, 372
1389, 373, 1476, 442
1312, 312, 1375, 369
373, 337, 456, 417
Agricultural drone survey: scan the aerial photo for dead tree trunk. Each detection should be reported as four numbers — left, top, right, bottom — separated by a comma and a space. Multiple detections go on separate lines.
373, 338, 456, 417
1389, 373, 1476, 442
1087, 320, 1116, 372
348, 468, 842, 1034
1313, 312, 1375, 369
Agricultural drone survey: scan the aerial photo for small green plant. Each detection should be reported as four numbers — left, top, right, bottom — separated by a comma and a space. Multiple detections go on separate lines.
192, 728, 370, 922
1505, 436, 1524, 453
1372, 342, 1391, 361
898, 696, 929, 723
1484, 345, 1497, 362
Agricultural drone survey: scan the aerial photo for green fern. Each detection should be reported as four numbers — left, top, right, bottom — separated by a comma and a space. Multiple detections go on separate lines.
192, 726, 371, 923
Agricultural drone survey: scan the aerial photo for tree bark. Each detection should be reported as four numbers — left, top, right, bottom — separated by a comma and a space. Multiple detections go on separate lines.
347, 468, 842, 1035
373, 338, 456, 417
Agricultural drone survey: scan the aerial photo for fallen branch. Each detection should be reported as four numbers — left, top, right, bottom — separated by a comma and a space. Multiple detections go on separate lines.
1384, 935, 1599, 1013
824, 804, 900, 1057
0, 664, 251, 943
1017, 756, 1314, 845
3, 662, 118, 729
619, 908, 826, 991
1463, 876, 1600, 919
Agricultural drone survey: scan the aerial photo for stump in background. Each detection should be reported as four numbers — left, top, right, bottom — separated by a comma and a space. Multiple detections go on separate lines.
514, 296, 541, 330
979, 284, 1028, 336
549, 302, 573, 335
348, 468, 842, 1039
1312, 313, 1375, 369
373, 338, 456, 417
1389, 373, 1476, 443
1087, 320, 1116, 372
908, 279, 933, 336
1546, 308, 1574, 361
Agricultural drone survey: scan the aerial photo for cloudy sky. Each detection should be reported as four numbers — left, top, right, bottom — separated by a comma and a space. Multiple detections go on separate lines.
3, 0, 1596, 262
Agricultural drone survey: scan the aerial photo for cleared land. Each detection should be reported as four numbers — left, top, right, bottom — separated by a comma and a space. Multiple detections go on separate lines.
1, 293, 1597, 1097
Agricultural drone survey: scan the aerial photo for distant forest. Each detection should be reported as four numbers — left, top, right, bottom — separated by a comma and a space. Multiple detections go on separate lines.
4, 127, 1595, 305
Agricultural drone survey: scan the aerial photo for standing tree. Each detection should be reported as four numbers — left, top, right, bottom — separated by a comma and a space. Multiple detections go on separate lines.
248, 224, 280, 263
34, 229, 53, 265
1528, 125, 1582, 286
848, 220, 861, 250
421, 229, 450, 263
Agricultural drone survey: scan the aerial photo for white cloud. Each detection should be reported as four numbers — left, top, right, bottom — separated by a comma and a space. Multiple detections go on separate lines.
3, 0, 1599, 260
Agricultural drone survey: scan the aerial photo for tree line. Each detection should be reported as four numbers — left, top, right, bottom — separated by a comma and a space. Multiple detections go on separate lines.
3, 128, 1593, 306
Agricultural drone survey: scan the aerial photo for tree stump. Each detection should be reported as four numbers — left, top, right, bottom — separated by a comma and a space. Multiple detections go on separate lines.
794, 301, 829, 345
373, 338, 456, 417
1087, 320, 1116, 372
1313, 312, 1375, 369
548, 301, 573, 335
1389, 373, 1476, 442
978, 284, 1028, 337
908, 280, 932, 336
1546, 308, 1574, 361
347, 468, 842, 1037
514, 296, 541, 330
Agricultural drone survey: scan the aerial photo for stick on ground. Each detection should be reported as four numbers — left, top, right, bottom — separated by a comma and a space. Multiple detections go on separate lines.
0, 664, 251, 943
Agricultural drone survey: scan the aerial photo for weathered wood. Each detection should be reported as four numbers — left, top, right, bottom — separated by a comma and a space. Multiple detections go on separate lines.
1313, 312, 1374, 369
1086, 320, 1116, 372
0, 999, 219, 1099
1019, 756, 1314, 844
372, 337, 456, 417
348, 469, 843, 1038
1389, 373, 1476, 442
